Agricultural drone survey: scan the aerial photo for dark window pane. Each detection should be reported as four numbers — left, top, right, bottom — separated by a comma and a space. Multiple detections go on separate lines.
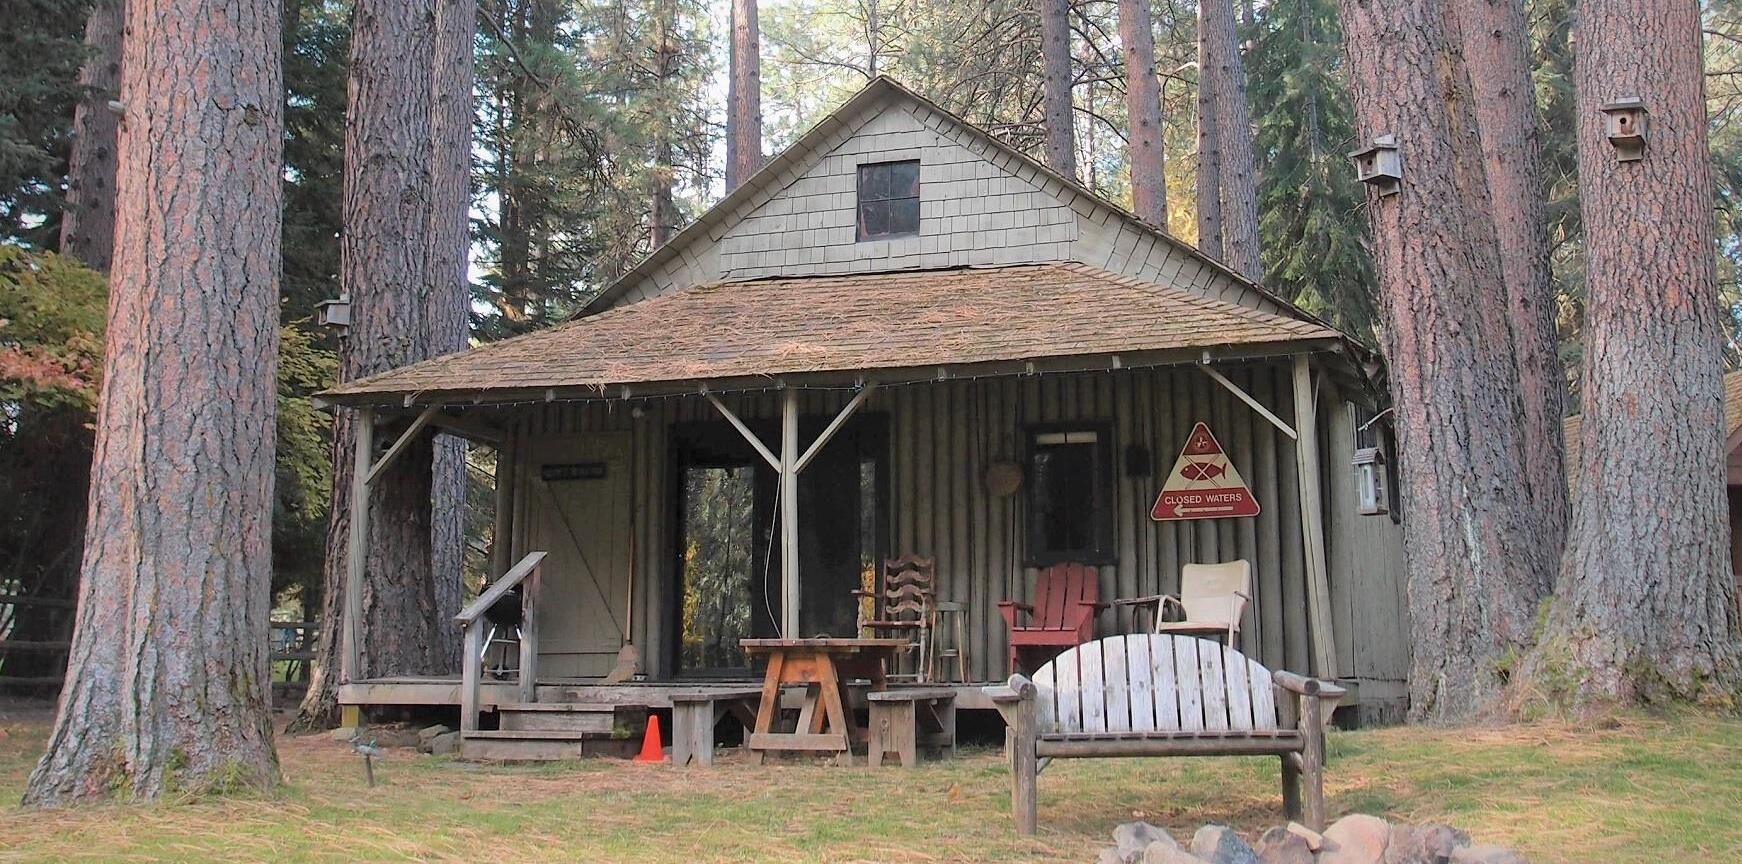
859, 200, 888, 238
890, 160, 919, 197
887, 196, 920, 235
1026, 427, 1111, 563
859, 163, 888, 200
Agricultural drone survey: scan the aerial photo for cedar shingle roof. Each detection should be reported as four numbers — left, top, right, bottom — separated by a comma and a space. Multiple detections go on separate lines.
320, 262, 1341, 406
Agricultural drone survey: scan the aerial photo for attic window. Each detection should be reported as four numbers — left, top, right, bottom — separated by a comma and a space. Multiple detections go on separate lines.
856, 160, 920, 240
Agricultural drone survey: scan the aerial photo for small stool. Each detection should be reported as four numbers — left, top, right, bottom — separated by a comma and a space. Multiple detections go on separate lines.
928, 601, 969, 683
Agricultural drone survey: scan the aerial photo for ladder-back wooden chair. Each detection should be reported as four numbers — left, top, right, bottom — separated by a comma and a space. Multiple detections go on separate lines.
854, 555, 936, 681
997, 562, 1107, 675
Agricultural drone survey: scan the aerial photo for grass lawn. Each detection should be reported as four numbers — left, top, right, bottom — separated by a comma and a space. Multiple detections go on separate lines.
0, 705, 1738, 863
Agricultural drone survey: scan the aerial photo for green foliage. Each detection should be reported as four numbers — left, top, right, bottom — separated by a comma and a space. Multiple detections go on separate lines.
0, 0, 90, 249
0, 245, 105, 408
280, 0, 350, 329
273, 324, 335, 600
1246, 0, 1377, 340
472, 0, 716, 339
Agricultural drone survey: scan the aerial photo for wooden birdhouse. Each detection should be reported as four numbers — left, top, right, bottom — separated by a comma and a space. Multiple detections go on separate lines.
1601, 98, 1648, 162
1352, 446, 1388, 516
1348, 135, 1401, 197
317, 295, 352, 330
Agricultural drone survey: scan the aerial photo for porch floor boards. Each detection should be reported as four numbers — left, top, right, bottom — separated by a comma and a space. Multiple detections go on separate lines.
337, 677, 1001, 711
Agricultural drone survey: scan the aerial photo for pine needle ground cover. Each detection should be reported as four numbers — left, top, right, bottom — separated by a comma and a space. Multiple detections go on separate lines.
0, 708, 1736, 863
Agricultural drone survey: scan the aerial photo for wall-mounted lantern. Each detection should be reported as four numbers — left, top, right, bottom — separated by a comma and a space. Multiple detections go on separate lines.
1600, 98, 1648, 162
1348, 135, 1402, 197
317, 295, 352, 330
1353, 446, 1388, 516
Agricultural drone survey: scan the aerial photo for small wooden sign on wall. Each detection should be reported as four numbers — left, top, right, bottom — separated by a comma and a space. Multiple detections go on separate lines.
541, 462, 608, 481
1150, 422, 1260, 521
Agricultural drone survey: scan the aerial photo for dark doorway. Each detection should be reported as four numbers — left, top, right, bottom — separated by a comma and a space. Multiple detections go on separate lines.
668, 411, 889, 676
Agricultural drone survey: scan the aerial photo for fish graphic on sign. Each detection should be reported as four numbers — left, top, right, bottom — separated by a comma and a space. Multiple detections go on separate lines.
1150, 421, 1261, 521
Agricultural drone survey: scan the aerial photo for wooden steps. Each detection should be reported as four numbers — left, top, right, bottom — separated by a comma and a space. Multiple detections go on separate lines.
460, 701, 643, 761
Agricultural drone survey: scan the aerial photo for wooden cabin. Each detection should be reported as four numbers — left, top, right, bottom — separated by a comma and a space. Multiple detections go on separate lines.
319, 77, 1410, 736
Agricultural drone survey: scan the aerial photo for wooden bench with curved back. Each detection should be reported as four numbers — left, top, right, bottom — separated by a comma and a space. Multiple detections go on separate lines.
985, 633, 1345, 836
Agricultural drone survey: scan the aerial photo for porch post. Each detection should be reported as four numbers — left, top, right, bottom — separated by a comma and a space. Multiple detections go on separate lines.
780, 388, 801, 637
341, 407, 375, 684
490, 430, 517, 579
1291, 355, 1339, 679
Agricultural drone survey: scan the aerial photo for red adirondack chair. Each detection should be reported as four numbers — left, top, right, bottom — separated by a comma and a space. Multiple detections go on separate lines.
997, 562, 1107, 675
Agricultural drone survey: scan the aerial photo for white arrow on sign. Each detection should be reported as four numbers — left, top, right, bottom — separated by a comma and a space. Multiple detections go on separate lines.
1173, 503, 1238, 517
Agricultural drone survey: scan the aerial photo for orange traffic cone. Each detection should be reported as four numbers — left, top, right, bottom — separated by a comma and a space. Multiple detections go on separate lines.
633, 714, 667, 763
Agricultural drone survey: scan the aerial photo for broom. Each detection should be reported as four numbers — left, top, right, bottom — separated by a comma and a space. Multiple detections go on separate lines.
604, 416, 642, 684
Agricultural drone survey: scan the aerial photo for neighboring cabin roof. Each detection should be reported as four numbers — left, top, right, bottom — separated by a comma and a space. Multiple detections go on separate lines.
1561, 368, 1742, 465
319, 262, 1341, 406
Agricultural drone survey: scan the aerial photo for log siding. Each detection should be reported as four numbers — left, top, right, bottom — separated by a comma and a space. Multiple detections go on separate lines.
497, 360, 1408, 720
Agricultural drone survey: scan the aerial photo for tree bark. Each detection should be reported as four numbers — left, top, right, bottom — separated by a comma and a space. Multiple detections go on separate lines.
58, 0, 124, 272
1449, 0, 1567, 590
1338, 0, 1547, 721
1119, 0, 1167, 227
293, 0, 449, 729
726, 0, 763, 190
1202, 0, 1261, 280
1195, 0, 1223, 259
1523, 0, 1742, 707
23, 0, 282, 805
1037, 0, 1077, 181
650, 0, 678, 247
427, 0, 476, 673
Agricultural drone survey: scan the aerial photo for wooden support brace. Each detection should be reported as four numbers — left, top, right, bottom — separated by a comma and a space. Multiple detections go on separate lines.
1200, 365, 1298, 439
795, 382, 877, 472
364, 404, 441, 488
705, 393, 780, 469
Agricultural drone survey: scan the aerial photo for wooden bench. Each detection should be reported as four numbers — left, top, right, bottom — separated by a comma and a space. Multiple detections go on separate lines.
985, 633, 1344, 836
668, 687, 764, 767
865, 686, 957, 767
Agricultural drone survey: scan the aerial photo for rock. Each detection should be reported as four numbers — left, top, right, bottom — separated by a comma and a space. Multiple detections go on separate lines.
1099, 849, 1129, 864
1144, 843, 1208, 864
427, 731, 460, 756
330, 726, 359, 742
1253, 826, 1314, 864
417, 724, 451, 744
367, 725, 424, 749
1190, 824, 1260, 864
1114, 822, 1178, 863
1383, 824, 1469, 864
1318, 815, 1392, 864
1449, 845, 1527, 864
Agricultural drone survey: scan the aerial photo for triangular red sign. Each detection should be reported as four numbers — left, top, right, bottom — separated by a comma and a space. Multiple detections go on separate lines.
1150, 422, 1261, 521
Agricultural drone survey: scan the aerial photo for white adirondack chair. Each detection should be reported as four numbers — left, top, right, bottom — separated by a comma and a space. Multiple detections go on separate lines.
985, 633, 1344, 836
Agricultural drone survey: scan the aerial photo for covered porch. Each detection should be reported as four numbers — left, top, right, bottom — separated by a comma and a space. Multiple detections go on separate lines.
318, 263, 1406, 746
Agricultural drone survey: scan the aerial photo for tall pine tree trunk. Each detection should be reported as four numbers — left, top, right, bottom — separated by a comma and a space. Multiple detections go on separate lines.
1522, 0, 1742, 707
24, 0, 282, 805
1339, 0, 1546, 722
294, 0, 446, 729
1119, 0, 1167, 226
427, 0, 477, 670
650, 0, 677, 247
1195, 0, 1223, 259
58, 0, 124, 272
726, 0, 763, 190
1037, 0, 1076, 181
1202, 0, 1261, 280
1449, 0, 1566, 589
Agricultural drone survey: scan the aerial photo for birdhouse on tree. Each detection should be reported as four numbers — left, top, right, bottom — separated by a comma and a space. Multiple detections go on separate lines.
317, 295, 352, 330
1348, 135, 1402, 197
1600, 98, 1648, 162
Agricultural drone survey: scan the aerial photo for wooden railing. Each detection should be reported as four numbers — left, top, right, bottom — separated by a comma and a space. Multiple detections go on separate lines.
454, 550, 546, 733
